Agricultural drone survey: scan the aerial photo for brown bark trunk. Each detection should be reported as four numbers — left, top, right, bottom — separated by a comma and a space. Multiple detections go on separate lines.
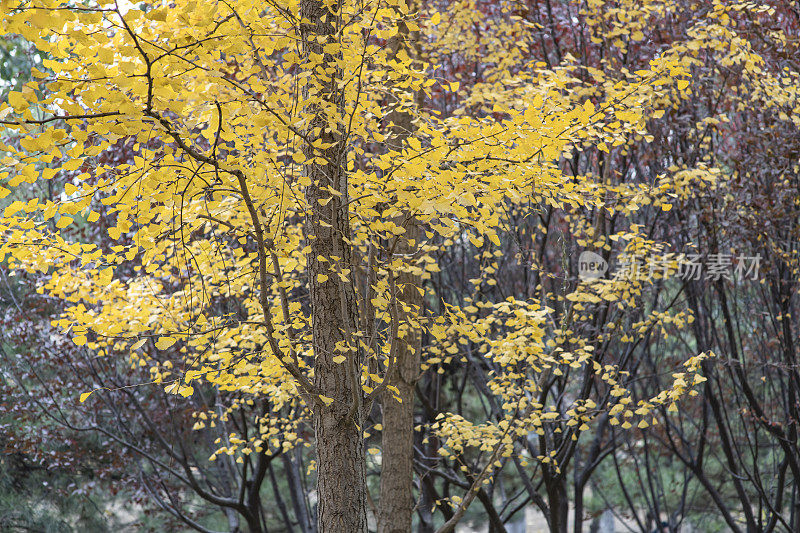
378, 8, 422, 533
300, 0, 368, 531
379, 221, 422, 533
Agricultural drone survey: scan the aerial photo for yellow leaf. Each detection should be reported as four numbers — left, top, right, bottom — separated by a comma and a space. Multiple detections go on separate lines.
332, 355, 346, 364
8, 91, 26, 111
319, 395, 334, 406
430, 12, 441, 25
131, 338, 146, 350
79, 391, 93, 403
468, 235, 483, 248
317, 274, 328, 283
156, 337, 177, 350
661, 203, 673, 212
677, 80, 690, 91
4, 201, 24, 217
56, 216, 73, 229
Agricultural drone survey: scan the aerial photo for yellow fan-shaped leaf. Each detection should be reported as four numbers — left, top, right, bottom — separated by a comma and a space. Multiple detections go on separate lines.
156, 337, 177, 350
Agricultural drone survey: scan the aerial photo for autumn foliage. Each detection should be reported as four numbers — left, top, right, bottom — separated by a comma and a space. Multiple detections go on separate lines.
1, 0, 799, 531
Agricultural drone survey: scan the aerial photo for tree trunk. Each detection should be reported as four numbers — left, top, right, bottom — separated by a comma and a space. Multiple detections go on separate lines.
378, 7, 422, 533
300, 0, 368, 531
545, 472, 569, 533
573, 483, 584, 533
416, 375, 441, 533
379, 221, 422, 533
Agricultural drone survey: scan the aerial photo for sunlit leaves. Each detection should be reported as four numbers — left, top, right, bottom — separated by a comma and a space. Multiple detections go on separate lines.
3, 0, 782, 484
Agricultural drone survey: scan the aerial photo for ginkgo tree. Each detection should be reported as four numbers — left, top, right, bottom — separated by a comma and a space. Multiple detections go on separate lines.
0, 0, 715, 531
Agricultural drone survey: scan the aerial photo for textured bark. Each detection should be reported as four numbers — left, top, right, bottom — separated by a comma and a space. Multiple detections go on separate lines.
379, 222, 422, 533
378, 8, 422, 533
300, 0, 368, 531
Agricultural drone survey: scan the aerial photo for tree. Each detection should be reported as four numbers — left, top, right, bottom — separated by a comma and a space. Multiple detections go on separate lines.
0, 1, 721, 531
